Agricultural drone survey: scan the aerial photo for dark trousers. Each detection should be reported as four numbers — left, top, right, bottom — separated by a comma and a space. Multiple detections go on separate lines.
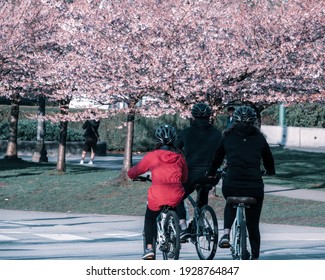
144, 206, 160, 246
222, 186, 264, 259
176, 168, 209, 220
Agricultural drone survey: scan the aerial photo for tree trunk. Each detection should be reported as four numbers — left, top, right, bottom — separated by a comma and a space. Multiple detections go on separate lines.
56, 99, 69, 172
32, 95, 48, 162
4, 93, 20, 160
119, 110, 135, 180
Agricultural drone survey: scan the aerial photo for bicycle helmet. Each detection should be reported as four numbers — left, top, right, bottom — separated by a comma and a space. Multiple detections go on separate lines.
233, 106, 257, 124
191, 103, 212, 118
155, 124, 177, 145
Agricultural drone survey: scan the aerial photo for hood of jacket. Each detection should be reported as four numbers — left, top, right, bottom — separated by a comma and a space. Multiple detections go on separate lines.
233, 123, 260, 137
155, 149, 183, 164
191, 118, 212, 129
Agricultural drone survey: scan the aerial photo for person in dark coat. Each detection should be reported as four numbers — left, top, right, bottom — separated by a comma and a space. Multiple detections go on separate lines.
80, 115, 100, 165
175, 103, 222, 239
226, 106, 235, 129
207, 106, 275, 260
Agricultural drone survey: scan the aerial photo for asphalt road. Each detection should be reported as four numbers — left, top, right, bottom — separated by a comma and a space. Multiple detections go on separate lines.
1, 209, 325, 260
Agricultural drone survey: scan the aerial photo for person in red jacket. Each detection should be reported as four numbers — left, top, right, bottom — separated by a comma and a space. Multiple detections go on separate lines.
128, 124, 187, 260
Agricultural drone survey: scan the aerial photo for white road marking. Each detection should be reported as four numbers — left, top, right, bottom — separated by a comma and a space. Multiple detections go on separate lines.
0, 234, 17, 241
105, 233, 141, 238
34, 234, 91, 241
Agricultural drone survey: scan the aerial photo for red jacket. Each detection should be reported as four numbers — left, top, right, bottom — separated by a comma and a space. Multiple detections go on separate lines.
128, 149, 187, 211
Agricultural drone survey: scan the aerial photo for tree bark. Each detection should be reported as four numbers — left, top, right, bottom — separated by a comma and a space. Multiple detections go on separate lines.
56, 99, 69, 172
32, 95, 48, 162
4, 92, 20, 160
119, 109, 135, 180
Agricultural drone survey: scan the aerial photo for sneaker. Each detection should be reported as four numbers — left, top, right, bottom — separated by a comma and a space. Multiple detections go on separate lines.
88, 160, 93, 165
142, 248, 155, 260
80, 160, 84, 164
180, 228, 191, 241
218, 234, 230, 248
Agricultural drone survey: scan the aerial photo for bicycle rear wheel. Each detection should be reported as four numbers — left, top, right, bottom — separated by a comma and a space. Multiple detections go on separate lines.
195, 205, 218, 260
162, 211, 180, 260
239, 218, 250, 260
231, 218, 240, 260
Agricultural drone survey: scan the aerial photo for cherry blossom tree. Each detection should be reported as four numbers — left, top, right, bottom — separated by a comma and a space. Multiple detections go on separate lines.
0, 0, 49, 159
1, 0, 323, 176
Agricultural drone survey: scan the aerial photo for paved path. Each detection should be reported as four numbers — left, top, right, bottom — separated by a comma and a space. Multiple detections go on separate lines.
264, 184, 325, 202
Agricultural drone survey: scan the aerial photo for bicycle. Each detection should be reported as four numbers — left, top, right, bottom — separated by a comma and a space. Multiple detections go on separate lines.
182, 179, 219, 260
134, 175, 181, 260
227, 196, 257, 260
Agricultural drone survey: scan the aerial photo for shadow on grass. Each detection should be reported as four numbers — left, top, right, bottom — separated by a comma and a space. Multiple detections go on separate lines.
0, 157, 53, 171
0, 157, 109, 178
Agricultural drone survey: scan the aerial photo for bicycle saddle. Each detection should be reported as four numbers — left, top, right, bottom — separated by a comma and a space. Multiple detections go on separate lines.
227, 197, 257, 205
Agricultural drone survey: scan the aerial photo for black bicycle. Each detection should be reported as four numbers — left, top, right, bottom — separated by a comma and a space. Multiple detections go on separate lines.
182, 178, 220, 260
134, 175, 181, 260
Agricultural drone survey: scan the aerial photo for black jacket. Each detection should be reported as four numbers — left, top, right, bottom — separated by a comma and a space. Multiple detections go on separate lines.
175, 118, 222, 170
82, 120, 100, 139
208, 123, 275, 189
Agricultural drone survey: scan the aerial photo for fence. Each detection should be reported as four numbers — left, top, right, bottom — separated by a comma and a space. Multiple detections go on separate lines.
261, 125, 325, 148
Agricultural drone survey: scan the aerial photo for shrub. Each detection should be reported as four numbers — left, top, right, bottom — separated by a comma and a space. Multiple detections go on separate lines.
261, 103, 324, 128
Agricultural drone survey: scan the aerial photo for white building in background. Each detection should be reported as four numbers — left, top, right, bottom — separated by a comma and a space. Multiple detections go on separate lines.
69, 97, 109, 110
70, 95, 158, 110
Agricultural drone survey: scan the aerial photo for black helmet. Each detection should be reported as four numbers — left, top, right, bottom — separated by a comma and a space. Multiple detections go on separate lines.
191, 103, 212, 118
155, 124, 177, 145
233, 106, 257, 124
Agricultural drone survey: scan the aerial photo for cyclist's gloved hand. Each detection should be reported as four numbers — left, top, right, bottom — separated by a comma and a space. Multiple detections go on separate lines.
199, 172, 220, 185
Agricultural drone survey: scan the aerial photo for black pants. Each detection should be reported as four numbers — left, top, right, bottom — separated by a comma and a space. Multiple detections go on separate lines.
144, 206, 160, 246
222, 186, 264, 259
176, 168, 210, 220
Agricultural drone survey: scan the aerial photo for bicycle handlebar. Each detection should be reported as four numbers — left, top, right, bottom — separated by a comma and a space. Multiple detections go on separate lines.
132, 175, 152, 182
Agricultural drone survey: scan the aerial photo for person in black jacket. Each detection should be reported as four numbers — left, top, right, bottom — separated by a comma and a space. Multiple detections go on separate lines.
226, 106, 235, 129
207, 106, 275, 260
80, 115, 100, 165
175, 103, 222, 239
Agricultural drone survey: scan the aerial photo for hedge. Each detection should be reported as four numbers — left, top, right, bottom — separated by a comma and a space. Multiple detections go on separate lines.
0, 103, 323, 153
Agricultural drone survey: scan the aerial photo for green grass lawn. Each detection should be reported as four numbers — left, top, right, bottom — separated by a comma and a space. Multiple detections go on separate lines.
0, 146, 324, 227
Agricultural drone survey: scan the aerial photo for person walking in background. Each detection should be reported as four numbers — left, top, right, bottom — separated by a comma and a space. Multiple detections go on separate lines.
128, 124, 187, 260
175, 103, 222, 240
207, 106, 275, 260
226, 106, 235, 129
80, 113, 100, 165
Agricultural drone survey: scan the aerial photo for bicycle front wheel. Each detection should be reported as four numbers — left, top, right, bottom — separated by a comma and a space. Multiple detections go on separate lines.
195, 205, 218, 260
162, 211, 180, 260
